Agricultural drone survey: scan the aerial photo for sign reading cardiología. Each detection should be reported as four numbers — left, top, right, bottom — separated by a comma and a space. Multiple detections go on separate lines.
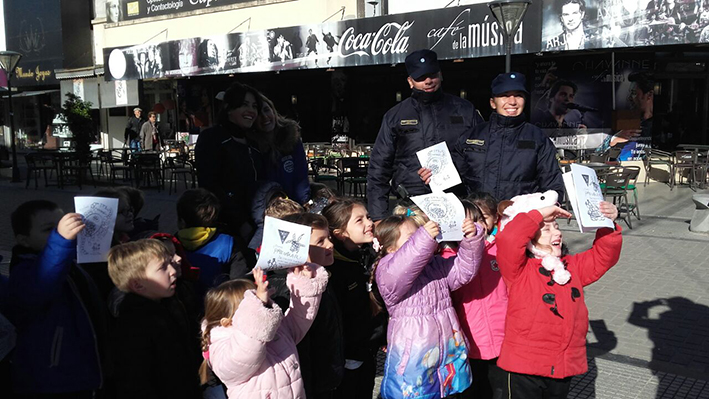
109, 0, 252, 22
103, 4, 541, 81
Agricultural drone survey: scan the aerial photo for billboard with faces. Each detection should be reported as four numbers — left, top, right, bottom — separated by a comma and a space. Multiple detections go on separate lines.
531, 53, 655, 160
104, 3, 543, 81
541, 0, 709, 52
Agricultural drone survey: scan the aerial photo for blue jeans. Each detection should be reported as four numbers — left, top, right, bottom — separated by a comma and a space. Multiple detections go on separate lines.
130, 139, 142, 151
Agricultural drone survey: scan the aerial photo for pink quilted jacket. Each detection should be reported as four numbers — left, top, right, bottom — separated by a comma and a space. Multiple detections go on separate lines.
452, 240, 509, 360
208, 267, 328, 399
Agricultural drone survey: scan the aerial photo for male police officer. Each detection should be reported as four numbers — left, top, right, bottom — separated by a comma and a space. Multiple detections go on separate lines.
367, 49, 484, 221
422, 72, 564, 202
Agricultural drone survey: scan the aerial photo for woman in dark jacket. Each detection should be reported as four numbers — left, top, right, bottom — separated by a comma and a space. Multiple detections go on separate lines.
253, 93, 311, 205
195, 83, 264, 242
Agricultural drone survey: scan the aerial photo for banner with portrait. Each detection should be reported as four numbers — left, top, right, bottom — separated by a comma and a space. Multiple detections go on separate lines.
541, 0, 709, 52
104, 4, 542, 81
531, 53, 655, 160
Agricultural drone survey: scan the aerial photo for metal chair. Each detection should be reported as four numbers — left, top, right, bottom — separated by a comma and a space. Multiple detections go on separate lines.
164, 154, 195, 194
643, 149, 673, 187
310, 158, 340, 193
24, 153, 58, 189
60, 153, 96, 190
603, 172, 633, 229
133, 153, 163, 190
671, 150, 696, 190
337, 157, 368, 197
109, 149, 134, 186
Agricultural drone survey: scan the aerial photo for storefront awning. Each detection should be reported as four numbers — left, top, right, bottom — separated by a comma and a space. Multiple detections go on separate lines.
1, 89, 59, 98
55, 66, 104, 80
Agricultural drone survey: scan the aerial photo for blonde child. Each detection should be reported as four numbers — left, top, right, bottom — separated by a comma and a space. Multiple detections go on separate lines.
495, 202, 622, 398
374, 214, 485, 398
107, 239, 201, 399
201, 245, 329, 399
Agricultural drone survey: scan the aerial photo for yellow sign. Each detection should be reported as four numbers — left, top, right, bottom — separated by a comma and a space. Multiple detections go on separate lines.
15, 65, 53, 82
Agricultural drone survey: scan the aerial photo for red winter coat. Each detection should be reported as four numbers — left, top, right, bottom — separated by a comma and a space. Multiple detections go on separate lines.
495, 210, 622, 379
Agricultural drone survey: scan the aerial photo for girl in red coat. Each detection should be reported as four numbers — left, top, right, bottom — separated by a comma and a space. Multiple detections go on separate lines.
495, 202, 622, 399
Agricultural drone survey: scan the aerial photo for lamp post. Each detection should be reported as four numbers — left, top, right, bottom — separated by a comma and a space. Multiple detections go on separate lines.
0, 51, 23, 183
488, 0, 531, 73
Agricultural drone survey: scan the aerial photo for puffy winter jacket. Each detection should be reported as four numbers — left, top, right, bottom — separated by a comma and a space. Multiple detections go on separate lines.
456, 112, 565, 202
452, 239, 508, 360
264, 139, 311, 205
8, 231, 103, 394
209, 267, 329, 399
376, 225, 485, 399
495, 211, 622, 379
195, 122, 264, 238
367, 89, 484, 220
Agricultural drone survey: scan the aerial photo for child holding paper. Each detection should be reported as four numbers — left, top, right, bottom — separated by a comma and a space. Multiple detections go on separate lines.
321, 198, 386, 399
495, 203, 622, 398
201, 264, 329, 398
374, 213, 485, 399
451, 195, 509, 399
8, 203, 106, 397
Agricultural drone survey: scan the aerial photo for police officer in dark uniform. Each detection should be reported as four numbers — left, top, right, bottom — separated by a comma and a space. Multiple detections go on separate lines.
421, 72, 564, 202
367, 49, 484, 221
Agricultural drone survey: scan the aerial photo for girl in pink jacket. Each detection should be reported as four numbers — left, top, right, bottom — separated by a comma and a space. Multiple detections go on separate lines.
451, 194, 508, 399
200, 266, 328, 399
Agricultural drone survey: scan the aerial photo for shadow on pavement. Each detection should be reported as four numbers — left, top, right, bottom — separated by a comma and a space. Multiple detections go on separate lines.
628, 297, 709, 397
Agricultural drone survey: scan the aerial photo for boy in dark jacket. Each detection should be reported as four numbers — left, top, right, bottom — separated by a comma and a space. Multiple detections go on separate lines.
176, 189, 251, 301
8, 201, 105, 398
107, 239, 201, 399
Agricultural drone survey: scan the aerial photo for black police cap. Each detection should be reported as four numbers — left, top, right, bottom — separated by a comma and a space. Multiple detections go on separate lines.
405, 49, 440, 80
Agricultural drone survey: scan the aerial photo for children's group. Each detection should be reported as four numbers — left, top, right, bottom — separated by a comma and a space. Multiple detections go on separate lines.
0, 175, 623, 399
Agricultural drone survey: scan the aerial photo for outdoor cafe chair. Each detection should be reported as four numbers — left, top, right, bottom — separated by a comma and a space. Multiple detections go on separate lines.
164, 154, 195, 194
109, 149, 134, 186
310, 158, 340, 193
643, 149, 673, 187
337, 157, 368, 197
671, 150, 696, 190
60, 153, 96, 190
24, 152, 58, 189
603, 172, 633, 229
133, 152, 163, 191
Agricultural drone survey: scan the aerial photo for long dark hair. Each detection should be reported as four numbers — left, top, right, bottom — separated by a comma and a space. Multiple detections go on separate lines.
217, 82, 262, 127
259, 94, 300, 155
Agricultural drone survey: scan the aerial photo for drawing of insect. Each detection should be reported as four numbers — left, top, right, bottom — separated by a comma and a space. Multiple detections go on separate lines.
287, 233, 306, 253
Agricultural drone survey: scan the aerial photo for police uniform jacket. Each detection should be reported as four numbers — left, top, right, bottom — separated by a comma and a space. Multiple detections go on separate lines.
367, 89, 483, 220
457, 112, 565, 202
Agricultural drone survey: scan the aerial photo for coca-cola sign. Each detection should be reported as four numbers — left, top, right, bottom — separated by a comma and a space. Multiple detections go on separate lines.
104, 3, 541, 81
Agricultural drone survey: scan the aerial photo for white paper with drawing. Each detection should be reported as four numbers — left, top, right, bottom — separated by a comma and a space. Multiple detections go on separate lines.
74, 197, 119, 263
416, 141, 462, 192
563, 164, 614, 233
411, 192, 466, 242
256, 216, 311, 271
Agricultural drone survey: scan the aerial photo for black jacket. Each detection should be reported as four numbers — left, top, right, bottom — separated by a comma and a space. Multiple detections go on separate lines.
125, 116, 144, 142
327, 242, 386, 361
457, 112, 565, 202
367, 89, 484, 220
195, 122, 264, 238
111, 293, 201, 399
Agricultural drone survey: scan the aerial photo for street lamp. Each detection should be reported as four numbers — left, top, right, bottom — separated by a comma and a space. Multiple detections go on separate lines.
488, 0, 530, 73
0, 51, 23, 183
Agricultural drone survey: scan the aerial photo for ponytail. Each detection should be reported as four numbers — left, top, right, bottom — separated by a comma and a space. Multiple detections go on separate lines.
369, 215, 413, 316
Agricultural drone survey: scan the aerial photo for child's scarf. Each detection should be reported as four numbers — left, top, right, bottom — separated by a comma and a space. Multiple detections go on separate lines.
526, 242, 571, 285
